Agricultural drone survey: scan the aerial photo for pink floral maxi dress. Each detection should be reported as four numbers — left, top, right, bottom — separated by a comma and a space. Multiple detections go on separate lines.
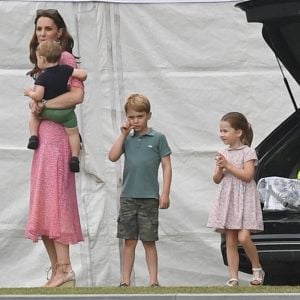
207, 146, 264, 233
25, 52, 84, 244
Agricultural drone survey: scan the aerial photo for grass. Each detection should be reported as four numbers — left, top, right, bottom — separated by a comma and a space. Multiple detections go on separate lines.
1, 286, 300, 295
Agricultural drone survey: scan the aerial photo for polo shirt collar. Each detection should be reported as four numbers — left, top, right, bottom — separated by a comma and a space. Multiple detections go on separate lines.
130, 128, 155, 137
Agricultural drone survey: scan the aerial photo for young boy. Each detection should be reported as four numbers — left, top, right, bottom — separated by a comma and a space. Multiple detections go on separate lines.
109, 93, 172, 287
24, 40, 87, 172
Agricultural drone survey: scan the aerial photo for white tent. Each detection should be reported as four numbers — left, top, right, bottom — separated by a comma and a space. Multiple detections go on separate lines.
0, 0, 298, 287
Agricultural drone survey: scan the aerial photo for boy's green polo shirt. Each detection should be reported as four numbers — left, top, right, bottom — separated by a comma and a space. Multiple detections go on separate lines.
121, 128, 171, 199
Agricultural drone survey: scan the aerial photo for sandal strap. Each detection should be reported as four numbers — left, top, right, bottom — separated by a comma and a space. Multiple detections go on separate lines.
56, 263, 72, 273
250, 268, 265, 285
252, 267, 263, 271
225, 278, 239, 286
45, 264, 57, 280
45, 266, 52, 280
252, 267, 264, 278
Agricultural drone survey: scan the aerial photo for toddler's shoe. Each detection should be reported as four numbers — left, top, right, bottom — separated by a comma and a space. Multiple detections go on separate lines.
69, 156, 80, 172
27, 135, 39, 150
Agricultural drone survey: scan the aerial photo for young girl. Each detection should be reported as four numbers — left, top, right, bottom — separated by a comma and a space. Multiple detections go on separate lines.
207, 112, 264, 287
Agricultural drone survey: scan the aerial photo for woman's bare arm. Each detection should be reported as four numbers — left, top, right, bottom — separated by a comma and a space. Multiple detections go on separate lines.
43, 86, 84, 109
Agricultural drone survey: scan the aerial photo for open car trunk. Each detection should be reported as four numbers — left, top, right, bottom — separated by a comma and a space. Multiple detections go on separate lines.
220, 0, 300, 285
236, 0, 300, 88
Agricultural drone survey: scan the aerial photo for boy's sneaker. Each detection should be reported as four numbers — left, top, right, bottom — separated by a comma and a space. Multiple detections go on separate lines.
119, 283, 130, 287
27, 135, 39, 150
150, 283, 160, 288
69, 156, 80, 172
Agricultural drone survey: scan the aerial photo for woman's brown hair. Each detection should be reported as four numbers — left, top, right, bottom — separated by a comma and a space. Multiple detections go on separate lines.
28, 9, 75, 77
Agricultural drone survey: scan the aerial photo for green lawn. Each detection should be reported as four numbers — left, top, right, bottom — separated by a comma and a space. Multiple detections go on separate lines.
0, 286, 300, 295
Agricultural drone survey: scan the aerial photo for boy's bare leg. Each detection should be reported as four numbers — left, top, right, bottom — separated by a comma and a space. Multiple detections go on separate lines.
121, 239, 138, 285
142, 241, 158, 285
65, 127, 80, 157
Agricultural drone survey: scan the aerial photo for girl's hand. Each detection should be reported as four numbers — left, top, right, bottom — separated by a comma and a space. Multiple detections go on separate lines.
216, 153, 228, 169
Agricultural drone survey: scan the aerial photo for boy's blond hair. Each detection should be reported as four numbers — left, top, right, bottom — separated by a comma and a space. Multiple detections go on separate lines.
124, 94, 151, 113
36, 40, 62, 63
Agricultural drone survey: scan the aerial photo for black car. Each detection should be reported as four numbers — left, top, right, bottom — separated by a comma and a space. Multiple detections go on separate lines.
221, 0, 300, 285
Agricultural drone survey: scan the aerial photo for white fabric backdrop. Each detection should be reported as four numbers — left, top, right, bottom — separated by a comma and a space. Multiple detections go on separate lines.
0, 0, 298, 287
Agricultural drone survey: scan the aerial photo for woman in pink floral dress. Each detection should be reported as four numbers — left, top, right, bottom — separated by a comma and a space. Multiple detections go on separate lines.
207, 112, 264, 287
25, 9, 84, 288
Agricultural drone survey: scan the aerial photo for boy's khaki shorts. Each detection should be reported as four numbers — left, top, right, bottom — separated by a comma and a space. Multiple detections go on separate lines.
117, 197, 159, 241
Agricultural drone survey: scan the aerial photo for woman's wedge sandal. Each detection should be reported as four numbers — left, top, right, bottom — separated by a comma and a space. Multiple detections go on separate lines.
250, 267, 265, 286
225, 278, 239, 287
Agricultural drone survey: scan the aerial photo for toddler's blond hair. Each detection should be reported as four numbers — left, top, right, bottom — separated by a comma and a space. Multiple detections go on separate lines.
36, 40, 62, 63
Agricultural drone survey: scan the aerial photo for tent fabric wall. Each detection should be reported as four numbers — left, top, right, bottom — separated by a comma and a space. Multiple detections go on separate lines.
0, 1, 298, 287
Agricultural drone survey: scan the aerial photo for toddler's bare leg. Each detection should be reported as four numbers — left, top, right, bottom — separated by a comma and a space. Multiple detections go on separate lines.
65, 127, 81, 172
65, 127, 80, 157
27, 113, 40, 149
29, 112, 40, 136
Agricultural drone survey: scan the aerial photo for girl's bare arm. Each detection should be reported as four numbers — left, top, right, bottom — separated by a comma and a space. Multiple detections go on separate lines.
217, 153, 255, 182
